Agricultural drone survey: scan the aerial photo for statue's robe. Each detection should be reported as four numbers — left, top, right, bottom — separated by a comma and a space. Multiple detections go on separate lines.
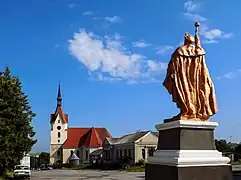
163, 44, 218, 120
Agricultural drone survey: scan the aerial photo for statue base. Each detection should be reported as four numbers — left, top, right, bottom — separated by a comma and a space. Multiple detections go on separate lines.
145, 120, 232, 180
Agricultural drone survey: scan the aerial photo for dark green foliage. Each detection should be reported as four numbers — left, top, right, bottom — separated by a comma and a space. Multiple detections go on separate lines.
234, 144, 241, 161
215, 139, 234, 152
0, 67, 37, 175
39, 152, 50, 165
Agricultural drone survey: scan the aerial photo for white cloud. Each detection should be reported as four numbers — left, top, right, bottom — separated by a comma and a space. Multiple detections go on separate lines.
183, 1, 233, 44
200, 25, 234, 42
223, 33, 234, 39
83, 11, 94, 16
147, 60, 167, 73
68, 3, 78, 8
156, 46, 174, 55
68, 29, 167, 83
184, 12, 207, 22
105, 16, 122, 23
217, 69, 241, 80
132, 40, 151, 48
203, 39, 218, 44
184, 0, 200, 12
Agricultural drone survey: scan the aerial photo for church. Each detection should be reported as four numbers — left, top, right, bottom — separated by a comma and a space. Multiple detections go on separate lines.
50, 85, 112, 164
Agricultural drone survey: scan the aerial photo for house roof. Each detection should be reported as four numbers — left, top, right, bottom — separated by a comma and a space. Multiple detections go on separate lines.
63, 127, 112, 148
107, 131, 158, 145
50, 106, 68, 124
90, 149, 103, 156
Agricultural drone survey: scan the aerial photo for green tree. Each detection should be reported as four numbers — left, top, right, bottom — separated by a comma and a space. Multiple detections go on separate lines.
215, 139, 233, 152
0, 67, 37, 176
39, 152, 50, 165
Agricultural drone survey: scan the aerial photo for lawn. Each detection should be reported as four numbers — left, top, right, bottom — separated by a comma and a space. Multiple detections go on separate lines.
126, 165, 145, 172
0, 170, 13, 180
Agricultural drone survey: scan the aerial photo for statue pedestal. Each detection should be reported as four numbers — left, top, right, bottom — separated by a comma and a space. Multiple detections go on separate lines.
145, 120, 232, 180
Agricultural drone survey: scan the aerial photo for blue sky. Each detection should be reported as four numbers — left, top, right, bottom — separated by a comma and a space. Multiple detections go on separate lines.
1, 0, 241, 153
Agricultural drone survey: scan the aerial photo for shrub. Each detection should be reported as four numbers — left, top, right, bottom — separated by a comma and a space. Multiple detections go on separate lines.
136, 159, 146, 166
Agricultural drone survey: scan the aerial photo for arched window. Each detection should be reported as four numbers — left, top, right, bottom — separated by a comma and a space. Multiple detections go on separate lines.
58, 132, 61, 138
57, 150, 61, 156
70, 150, 74, 156
85, 150, 88, 161
76, 150, 80, 158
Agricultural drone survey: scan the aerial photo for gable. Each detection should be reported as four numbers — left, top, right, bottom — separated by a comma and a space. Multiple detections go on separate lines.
50, 106, 68, 124
135, 132, 158, 144
103, 138, 110, 146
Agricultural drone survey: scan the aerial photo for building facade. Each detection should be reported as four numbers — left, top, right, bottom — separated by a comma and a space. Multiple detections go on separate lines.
50, 85, 112, 165
102, 131, 158, 165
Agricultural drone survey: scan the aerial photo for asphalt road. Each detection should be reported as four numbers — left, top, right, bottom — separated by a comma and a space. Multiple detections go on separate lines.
30, 166, 241, 180
30, 169, 145, 180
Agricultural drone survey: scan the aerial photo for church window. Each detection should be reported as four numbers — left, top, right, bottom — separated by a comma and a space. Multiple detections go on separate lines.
57, 126, 61, 130
57, 150, 61, 156
76, 150, 80, 158
58, 140, 60, 143
70, 150, 74, 156
85, 150, 88, 161
58, 132, 61, 138
58, 120, 60, 123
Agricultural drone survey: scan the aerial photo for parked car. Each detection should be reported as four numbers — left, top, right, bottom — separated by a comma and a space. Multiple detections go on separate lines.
13, 165, 31, 179
40, 164, 53, 170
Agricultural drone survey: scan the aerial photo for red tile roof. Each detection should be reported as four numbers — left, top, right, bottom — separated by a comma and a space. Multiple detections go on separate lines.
50, 106, 68, 124
63, 127, 112, 148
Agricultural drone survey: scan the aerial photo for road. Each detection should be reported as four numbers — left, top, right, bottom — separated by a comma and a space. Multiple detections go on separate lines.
30, 169, 145, 180
30, 166, 241, 180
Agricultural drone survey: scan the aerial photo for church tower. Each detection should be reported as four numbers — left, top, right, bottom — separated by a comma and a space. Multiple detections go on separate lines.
50, 84, 68, 164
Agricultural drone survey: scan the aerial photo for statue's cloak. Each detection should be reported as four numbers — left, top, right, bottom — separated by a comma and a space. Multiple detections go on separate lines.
163, 44, 218, 119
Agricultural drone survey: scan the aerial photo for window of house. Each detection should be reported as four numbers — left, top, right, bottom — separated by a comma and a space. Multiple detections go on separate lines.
120, 149, 122, 159
116, 149, 119, 160
76, 150, 80, 158
57, 150, 61, 156
58, 132, 61, 138
142, 149, 146, 159
148, 147, 155, 157
108, 151, 111, 160
85, 150, 88, 161
124, 149, 127, 157
128, 149, 132, 158
103, 150, 106, 160
106, 151, 110, 160
70, 150, 74, 156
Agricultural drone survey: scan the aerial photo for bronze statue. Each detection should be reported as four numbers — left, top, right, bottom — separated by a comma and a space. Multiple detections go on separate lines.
163, 22, 218, 122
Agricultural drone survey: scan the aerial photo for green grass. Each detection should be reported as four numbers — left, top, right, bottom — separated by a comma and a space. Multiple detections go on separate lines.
0, 170, 13, 180
126, 165, 145, 172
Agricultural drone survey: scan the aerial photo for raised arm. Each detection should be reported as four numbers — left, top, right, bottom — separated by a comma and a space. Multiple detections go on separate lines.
194, 22, 201, 48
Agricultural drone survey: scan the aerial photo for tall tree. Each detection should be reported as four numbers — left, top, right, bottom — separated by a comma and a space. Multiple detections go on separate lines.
0, 67, 37, 175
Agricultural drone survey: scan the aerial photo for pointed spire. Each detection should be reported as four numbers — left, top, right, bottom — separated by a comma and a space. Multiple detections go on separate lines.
57, 83, 62, 106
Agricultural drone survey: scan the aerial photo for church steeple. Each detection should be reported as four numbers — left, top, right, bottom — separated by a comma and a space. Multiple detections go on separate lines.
57, 84, 62, 106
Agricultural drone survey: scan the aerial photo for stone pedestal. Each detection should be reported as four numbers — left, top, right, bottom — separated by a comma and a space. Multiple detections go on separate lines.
145, 120, 232, 180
